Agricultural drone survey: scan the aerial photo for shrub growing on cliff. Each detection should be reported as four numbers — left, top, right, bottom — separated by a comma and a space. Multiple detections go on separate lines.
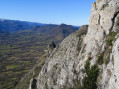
97, 53, 104, 65
106, 32, 118, 46
101, 4, 108, 10
81, 60, 99, 89
69, 59, 99, 89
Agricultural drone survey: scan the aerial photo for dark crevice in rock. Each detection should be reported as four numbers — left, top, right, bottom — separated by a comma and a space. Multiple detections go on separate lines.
111, 11, 119, 30
49, 41, 56, 48
31, 79, 37, 89
98, 14, 101, 25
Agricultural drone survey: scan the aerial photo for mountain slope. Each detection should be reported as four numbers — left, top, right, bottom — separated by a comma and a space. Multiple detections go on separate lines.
0, 24, 78, 89
16, 0, 119, 89
15, 25, 88, 89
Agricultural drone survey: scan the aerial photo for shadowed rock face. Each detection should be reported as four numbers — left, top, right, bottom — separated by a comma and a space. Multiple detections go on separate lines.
16, 0, 119, 89
49, 42, 56, 48
31, 79, 37, 89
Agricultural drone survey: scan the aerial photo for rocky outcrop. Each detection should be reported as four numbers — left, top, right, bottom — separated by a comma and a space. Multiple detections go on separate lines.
16, 0, 119, 89
48, 41, 56, 54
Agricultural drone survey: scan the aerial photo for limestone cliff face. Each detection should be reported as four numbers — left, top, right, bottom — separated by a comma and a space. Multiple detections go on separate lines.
17, 0, 119, 89
87, 0, 119, 89
36, 25, 88, 89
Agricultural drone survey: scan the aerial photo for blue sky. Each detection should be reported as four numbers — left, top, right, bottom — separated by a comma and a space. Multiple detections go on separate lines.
0, 0, 96, 26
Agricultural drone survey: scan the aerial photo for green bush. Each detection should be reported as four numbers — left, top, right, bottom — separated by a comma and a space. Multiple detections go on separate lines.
104, 54, 110, 65
106, 32, 118, 46
101, 4, 108, 10
97, 53, 104, 65
81, 60, 99, 89
69, 59, 99, 89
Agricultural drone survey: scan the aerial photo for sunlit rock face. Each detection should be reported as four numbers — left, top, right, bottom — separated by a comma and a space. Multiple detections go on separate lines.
36, 25, 88, 89
27, 0, 119, 89
88, 0, 119, 89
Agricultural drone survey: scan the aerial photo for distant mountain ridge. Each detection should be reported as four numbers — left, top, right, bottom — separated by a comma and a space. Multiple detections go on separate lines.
0, 19, 48, 32
0, 19, 80, 33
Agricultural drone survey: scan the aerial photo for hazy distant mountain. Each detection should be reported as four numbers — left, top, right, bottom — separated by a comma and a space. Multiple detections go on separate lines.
16, 24, 79, 43
0, 19, 47, 32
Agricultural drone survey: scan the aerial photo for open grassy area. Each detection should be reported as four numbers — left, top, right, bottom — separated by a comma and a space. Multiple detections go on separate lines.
19, 61, 31, 64
6, 65, 20, 70
0, 46, 11, 50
